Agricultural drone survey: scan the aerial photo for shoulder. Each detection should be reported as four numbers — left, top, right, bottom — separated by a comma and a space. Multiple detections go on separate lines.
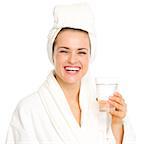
12, 91, 43, 122
16, 92, 40, 111
10, 92, 44, 126
13, 80, 49, 117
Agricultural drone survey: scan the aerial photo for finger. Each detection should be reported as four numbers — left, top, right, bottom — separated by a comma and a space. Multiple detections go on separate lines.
109, 96, 125, 105
113, 92, 123, 98
108, 100, 126, 112
110, 110, 126, 119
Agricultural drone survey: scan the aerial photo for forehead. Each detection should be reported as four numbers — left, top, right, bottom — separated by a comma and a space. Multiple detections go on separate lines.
58, 28, 88, 35
54, 28, 90, 49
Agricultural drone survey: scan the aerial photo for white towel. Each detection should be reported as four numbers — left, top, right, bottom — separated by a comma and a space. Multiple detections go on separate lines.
47, 2, 96, 64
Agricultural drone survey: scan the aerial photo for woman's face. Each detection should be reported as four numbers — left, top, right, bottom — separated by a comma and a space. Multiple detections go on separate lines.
53, 29, 90, 85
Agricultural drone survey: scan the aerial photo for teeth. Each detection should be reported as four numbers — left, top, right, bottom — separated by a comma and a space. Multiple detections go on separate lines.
65, 67, 80, 71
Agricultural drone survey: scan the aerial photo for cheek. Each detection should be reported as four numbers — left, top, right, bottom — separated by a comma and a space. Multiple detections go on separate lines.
83, 55, 90, 64
54, 54, 66, 67
53, 54, 59, 68
81, 57, 90, 69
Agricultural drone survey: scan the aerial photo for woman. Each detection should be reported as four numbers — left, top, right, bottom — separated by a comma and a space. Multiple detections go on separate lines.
6, 3, 135, 144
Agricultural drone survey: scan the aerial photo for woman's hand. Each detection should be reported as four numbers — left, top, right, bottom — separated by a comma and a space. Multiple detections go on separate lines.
108, 92, 127, 144
108, 92, 127, 123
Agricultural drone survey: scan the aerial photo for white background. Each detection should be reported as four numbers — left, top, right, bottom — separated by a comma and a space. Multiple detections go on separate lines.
0, 0, 150, 143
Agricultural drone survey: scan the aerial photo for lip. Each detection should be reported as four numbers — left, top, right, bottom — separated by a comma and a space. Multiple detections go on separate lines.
64, 66, 81, 69
64, 66, 81, 75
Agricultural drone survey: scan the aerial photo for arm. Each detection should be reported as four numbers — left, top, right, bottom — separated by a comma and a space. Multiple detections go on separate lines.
108, 92, 127, 144
111, 118, 124, 144
6, 101, 38, 144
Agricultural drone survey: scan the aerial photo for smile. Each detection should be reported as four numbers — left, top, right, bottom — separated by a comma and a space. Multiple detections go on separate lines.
64, 66, 81, 72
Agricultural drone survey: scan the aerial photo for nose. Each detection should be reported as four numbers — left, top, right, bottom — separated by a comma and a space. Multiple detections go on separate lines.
68, 52, 78, 64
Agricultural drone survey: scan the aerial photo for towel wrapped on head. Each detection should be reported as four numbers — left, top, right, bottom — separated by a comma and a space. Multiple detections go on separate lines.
47, 2, 96, 64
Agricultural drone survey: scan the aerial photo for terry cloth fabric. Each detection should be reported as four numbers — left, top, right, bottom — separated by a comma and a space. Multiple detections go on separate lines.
6, 70, 136, 144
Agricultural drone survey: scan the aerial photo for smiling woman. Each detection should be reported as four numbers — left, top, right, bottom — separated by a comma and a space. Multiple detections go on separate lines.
53, 28, 90, 85
6, 2, 135, 144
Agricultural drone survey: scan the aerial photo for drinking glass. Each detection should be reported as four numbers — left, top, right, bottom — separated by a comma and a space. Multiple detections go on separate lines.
96, 78, 118, 112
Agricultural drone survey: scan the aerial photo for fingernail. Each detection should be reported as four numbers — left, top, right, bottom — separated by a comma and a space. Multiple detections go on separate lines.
108, 100, 111, 103
109, 96, 113, 99
114, 91, 118, 95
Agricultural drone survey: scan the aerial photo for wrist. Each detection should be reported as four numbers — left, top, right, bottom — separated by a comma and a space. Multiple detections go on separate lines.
112, 117, 123, 125
111, 120, 124, 144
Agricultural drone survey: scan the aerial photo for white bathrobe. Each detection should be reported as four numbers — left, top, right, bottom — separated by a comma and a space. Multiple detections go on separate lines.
6, 70, 135, 144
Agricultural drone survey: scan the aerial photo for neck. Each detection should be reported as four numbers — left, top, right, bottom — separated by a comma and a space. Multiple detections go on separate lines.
55, 74, 80, 103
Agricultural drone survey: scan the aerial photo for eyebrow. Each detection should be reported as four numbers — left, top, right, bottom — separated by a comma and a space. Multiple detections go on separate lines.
57, 47, 89, 51
57, 47, 69, 50
78, 48, 88, 51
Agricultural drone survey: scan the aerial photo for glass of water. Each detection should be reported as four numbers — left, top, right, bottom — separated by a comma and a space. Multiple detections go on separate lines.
96, 78, 118, 112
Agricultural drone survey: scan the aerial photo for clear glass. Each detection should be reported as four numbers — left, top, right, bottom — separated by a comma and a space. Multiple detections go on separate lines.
96, 78, 118, 112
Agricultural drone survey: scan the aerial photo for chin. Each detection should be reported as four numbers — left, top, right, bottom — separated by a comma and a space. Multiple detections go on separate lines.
63, 77, 81, 85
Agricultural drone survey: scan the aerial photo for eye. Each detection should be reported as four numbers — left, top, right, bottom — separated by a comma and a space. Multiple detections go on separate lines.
78, 51, 87, 55
59, 50, 68, 53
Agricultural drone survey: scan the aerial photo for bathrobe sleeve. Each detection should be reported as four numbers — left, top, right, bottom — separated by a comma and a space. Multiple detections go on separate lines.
106, 116, 136, 144
6, 95, 39, 144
